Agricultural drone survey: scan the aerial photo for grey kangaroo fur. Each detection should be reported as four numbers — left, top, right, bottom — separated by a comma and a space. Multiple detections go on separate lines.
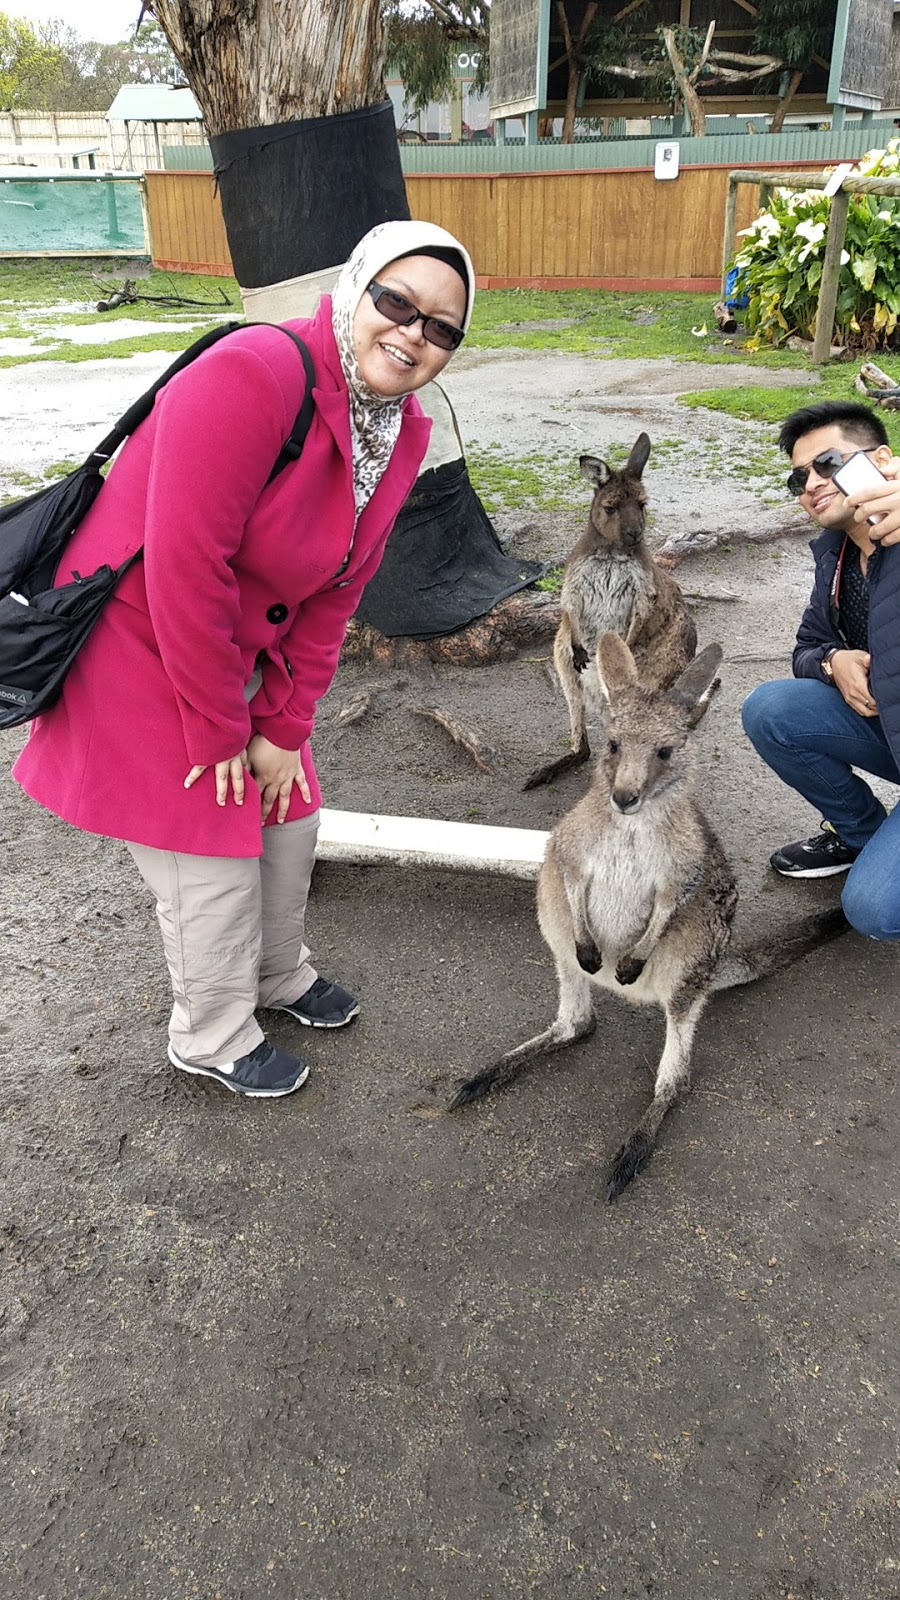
453, 633, 849, 1201
525, 432, 700, 791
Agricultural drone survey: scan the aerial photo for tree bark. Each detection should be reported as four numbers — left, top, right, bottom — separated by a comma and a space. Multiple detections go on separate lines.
770, 66, 804, 134
151, 0, 385, 133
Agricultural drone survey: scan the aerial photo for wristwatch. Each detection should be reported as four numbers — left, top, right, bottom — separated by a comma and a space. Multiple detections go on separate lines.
821, 647, 839, 682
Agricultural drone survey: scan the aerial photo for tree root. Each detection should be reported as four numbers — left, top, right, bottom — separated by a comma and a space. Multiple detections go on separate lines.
342, 591, 561, 667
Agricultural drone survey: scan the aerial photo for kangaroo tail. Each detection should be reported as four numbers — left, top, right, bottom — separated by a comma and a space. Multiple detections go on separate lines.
713, 906, 850, 992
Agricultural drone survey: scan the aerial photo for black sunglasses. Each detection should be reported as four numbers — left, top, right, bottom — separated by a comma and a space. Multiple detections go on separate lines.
367, 281, 465, 352
786, 448, 859, 497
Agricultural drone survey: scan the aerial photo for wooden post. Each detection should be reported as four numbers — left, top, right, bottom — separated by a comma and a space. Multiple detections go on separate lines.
813, 186, 850, 364
722, 173, 739, 295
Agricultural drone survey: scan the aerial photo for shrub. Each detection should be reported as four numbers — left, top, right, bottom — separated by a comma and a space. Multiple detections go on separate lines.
731, 141, 900, 350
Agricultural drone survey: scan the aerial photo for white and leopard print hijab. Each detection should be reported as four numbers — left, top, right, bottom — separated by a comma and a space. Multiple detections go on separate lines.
330, 220, 474, 518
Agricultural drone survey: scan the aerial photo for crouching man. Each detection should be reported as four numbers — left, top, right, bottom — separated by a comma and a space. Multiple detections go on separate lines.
742, 400, 900, 940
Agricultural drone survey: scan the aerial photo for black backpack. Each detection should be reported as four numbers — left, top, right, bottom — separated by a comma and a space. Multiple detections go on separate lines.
0, 322, 315, 731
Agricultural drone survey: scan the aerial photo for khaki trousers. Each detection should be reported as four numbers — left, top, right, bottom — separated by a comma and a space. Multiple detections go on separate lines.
127, 811, 319, 1069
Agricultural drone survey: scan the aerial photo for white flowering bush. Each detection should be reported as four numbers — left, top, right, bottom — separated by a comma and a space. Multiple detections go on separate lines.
730, 141, 900, 349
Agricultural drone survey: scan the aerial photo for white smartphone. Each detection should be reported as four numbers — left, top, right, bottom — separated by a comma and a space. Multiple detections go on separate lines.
832, 450, 887, 523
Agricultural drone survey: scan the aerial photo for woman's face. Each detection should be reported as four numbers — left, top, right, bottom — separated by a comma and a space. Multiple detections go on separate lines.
351, 254, 467, 397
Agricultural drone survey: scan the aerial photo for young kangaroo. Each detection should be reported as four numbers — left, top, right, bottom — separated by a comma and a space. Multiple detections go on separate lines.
453, 633, 848, 1202
525, 433, 699, 791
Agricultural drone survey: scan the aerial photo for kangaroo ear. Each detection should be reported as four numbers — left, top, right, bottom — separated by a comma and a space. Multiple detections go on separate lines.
596, 632, 638, 699
626, 433, 651, 479
668, 643, 723, 711
580, 454, 611, 489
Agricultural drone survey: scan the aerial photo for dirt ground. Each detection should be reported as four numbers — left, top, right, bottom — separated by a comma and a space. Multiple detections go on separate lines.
2, 344, 899, 1600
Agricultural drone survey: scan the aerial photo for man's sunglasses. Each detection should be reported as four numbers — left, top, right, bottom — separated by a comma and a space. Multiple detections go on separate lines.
367, 281, 465, 351
786, 448, 860, 497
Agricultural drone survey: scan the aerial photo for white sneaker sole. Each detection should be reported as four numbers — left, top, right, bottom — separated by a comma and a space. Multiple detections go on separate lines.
772, 862, 854, 878
167, 1043, 310, 1096
277, 1002, 360, 1029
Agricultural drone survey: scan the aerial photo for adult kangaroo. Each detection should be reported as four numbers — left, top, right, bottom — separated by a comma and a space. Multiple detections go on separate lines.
454, 634, 849, 1201
524, 433, 699, 791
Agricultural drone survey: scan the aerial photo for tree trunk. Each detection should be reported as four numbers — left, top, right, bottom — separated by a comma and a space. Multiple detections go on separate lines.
557, 1, 598, 146
151, 0, 385, 132
149, 0, 544, 661
662, 25, 708, 139
770, 66, 804, 134
562, 62, 581, 144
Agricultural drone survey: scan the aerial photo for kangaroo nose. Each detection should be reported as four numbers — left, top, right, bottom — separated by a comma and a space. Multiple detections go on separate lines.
612, 789, 642, 814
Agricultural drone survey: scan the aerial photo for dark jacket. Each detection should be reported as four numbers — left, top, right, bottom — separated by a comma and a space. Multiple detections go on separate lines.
793, 525, 900, 767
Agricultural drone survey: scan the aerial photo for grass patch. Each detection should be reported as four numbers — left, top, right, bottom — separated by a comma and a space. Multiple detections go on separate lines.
536, 564, 564, 594
0, 260, 238, 355
0, 323, 226, 368
467, 446, 584, 515
0, 258, 237, 310
466, 288, 811, 367
678, 356, 900, 454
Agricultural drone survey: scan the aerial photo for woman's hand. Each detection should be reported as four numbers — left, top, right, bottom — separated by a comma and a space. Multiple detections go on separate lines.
247, 733, 311, 823
184, 750, 249, 806
830, 649, 879, 717
848, 455, 900, 544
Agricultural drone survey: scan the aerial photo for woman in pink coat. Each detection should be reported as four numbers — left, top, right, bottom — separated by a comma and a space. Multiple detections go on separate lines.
14, 220, 474, 1098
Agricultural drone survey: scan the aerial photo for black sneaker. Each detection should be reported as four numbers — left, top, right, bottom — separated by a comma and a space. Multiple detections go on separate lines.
167, 1038, 310, 1097
770, 822, 860, 879
275, 976, 359, 1029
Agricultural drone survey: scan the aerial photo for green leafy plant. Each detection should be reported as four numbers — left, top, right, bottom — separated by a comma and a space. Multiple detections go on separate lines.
731, 142, 900, 351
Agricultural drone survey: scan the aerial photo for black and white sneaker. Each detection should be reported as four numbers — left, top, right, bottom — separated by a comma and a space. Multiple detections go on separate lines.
167, 1038, 310, 1097
275, 976, 359, 1029
770, 822, 860, 879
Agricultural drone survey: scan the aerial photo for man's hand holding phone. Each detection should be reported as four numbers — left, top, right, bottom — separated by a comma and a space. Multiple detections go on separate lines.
838, 451, 900, 544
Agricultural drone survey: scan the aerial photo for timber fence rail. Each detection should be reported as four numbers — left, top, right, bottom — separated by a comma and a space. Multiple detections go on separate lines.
722, 170, 900, 364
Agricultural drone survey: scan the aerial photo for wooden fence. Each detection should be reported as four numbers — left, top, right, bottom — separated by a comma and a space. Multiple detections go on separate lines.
146, 163, 803, 289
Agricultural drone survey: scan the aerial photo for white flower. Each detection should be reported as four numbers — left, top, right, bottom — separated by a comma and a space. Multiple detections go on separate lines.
795, 220, 826, 245
857, 150, 887, 176
877, 209, 894, 221
737, 213, 781, 242
840, 249, 850, 265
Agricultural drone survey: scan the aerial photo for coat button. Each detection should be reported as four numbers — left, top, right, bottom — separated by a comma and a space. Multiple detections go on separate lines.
266, 603, 288, 624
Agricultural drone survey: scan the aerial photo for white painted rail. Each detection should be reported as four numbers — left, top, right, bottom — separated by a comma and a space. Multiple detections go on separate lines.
317, 808, 549, 879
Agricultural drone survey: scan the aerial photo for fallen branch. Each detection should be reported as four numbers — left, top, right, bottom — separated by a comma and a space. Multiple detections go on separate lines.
856, 361, 900, 406
412, 705, 497, 774
333, 691, 373, 726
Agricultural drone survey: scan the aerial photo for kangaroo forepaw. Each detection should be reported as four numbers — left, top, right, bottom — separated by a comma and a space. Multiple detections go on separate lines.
606, 1131, 655, 1202
576, 939, 602, 974
615, 954, 646, 986
572, 643, 589, 673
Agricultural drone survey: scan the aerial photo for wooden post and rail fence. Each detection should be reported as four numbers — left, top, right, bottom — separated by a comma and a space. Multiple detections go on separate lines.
721, 170, 900, 365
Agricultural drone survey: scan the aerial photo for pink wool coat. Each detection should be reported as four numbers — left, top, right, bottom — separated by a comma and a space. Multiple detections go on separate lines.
14, 300, 431, 857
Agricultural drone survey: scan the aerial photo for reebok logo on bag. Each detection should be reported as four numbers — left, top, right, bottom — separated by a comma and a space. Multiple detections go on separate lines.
0, 323, 315, 731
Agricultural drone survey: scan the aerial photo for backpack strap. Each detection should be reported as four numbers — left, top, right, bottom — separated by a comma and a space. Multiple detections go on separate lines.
265, 327, 317, 483
86, 321, 317, 484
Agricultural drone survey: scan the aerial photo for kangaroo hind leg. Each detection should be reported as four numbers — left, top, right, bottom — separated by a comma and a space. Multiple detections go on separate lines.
450, 956, 595, 1109
605, 992, 706, 1202
524, 623, 591, 789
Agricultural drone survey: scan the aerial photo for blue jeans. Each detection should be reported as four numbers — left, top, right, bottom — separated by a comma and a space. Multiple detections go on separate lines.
742, 678, 900, 940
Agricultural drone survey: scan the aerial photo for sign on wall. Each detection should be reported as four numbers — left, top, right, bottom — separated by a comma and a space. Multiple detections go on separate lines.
828, 0, 895, 110
489, 0, 551, 120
